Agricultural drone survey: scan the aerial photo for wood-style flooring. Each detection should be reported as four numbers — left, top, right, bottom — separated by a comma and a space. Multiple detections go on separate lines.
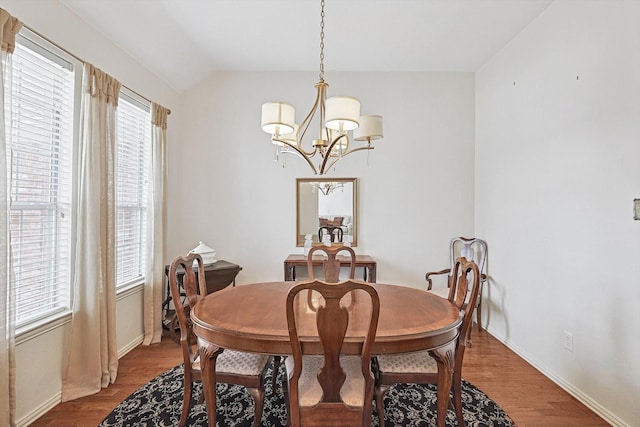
29, 330, 608, 427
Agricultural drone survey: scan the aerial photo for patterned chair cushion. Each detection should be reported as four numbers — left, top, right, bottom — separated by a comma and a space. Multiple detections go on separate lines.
193, 350, 270, 376
286, 355, 365, 407
376, 350, 437, 374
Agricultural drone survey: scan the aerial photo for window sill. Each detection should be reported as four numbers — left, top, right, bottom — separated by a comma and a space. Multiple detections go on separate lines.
116, 280, 145, 300
15, 282, 145, 345
16, 311, 72, 345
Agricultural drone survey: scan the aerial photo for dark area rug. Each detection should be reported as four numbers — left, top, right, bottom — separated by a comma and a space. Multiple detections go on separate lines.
100, 362, 515, 426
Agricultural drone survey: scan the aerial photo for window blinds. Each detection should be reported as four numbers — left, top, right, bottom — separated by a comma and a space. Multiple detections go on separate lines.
115, 93, 150, 288
8, 37, 75, 327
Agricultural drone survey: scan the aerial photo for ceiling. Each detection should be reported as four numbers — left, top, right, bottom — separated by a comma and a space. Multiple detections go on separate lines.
59, 0, 553, 93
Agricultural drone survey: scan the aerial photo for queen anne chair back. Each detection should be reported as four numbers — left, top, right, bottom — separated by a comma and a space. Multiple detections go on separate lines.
307, 245, 356, 283
285, 279, 380, 426
426, 237, 488, 334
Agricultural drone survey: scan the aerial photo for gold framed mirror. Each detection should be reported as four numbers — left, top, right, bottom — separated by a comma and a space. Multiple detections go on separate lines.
296, 178, 357, 247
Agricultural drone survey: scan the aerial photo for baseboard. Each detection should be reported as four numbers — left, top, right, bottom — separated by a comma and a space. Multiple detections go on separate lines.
18, 335, 144, 426
486, 326, 627, 427
118, 334, 144, 359
17, 392, 61, 427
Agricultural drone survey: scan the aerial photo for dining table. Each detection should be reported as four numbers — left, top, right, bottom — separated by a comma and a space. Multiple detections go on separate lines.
191, 281, 462, 427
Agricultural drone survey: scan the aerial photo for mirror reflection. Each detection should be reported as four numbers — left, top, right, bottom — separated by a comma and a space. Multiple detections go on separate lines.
296, 178, 357, 246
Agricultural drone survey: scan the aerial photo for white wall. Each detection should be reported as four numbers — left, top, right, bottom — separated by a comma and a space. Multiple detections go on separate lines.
476, 1, 640, 425
3, 2, 476, 420
0, 1, 182, 424
7, 0, 637, 425
169, 71, 476, 287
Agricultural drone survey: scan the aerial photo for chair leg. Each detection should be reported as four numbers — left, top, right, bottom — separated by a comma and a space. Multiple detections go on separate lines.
247, 386, 265, 427
375, 385, 391, 427
282, 377, 291, 426
179, 372, 192, 427
271, 356, 281, 391
476, 299, 483, 332
453, 369, 465, 427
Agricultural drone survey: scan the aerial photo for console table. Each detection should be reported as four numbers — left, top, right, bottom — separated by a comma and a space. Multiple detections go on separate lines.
284, 253, 376, 282
162, 260, 242, 343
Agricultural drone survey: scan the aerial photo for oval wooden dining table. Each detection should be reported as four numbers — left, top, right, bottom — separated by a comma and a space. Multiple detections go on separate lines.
191, 281, 462, 427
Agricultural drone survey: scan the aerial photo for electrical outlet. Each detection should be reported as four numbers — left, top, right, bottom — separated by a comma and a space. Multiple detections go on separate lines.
563, 330, 574, 352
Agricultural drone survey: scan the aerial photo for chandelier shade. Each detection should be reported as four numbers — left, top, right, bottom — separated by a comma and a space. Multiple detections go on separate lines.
354, 114, 383, 141
261, 102, 295, 135
324, 96, 360, 131
260, 0, 384, 175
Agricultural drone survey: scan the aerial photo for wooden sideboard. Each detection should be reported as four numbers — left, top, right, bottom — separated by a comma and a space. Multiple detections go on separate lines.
283, 253, 377, 282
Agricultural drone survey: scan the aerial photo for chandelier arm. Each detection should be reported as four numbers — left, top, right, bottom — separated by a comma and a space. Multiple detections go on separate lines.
286, 136, 318, 157
271, 138, 319, 174
322, 146, 375, 173
318, 132, 348, 174
298, 81, 327, 146
326, 130, 349, 158
341, 145, 375, 156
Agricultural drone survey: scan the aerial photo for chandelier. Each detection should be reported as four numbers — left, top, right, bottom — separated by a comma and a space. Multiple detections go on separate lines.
260, 0, 383, 175
311, 181, 344, 196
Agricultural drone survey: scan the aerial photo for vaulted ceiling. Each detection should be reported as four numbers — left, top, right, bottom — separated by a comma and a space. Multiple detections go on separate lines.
60, 0, 552, 92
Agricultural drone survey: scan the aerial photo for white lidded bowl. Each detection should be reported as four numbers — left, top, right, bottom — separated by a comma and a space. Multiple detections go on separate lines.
189, 241, 217, 265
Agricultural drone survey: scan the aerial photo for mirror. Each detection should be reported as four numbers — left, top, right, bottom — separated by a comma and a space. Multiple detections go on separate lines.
296, 178, 357, 246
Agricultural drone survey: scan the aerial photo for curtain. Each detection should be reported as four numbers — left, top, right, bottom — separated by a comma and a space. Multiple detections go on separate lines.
143, 104, 168, 345
61, 64, 121, 401
0, 9, 21, 426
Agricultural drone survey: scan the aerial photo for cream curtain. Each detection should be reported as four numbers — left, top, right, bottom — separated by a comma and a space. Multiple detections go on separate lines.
143, 104, 168, 345
61, 64, 121, 401
0, 9, 21, 426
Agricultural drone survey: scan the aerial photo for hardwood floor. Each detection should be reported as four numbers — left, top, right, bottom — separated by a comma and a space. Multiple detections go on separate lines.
30, 330, 608, 427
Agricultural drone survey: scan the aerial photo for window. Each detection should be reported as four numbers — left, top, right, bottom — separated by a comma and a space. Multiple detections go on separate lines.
7, 29, 152, 330
7, 32, 79, 327
115, 91, 150, 289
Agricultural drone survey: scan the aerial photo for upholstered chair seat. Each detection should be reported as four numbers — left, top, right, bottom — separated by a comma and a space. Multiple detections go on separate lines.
215, 351, 271, 376
285, 355, 365, 407
375, 351, 437, 374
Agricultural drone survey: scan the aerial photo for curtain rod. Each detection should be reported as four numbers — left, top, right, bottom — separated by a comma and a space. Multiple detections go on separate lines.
23, 23, 171, 115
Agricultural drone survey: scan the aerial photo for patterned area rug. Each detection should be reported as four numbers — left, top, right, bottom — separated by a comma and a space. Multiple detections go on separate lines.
100, 362, 515, 426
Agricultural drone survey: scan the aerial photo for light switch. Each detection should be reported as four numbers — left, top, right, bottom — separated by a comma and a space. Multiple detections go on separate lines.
634, 199, 640, 220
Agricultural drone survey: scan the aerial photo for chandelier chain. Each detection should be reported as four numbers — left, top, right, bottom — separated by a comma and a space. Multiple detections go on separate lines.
319, 0, 325, 81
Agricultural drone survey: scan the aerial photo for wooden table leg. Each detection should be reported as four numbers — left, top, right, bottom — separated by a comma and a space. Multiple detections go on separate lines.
429, 340, 456, 427
198, 339, 223, 427
368, 264, 377, 283
284, 261, 295, 281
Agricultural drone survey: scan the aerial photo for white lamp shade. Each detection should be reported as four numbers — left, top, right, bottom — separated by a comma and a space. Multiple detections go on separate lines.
274, 123, 299, 146
261, 102, 295, 135
353, 114, 383, 141
324, 96, 360, 131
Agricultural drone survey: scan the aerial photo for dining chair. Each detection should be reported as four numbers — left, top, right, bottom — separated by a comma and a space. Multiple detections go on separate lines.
426, 237, 488, 334
284, 278, 380, 426
168, 253, 276, 427
372, 257, 482, 427
307, 244, 356, 283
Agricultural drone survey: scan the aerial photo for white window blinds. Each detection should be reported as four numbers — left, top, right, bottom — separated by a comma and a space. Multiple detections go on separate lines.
116, 92, 150, 288
8, 35, 75, 327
